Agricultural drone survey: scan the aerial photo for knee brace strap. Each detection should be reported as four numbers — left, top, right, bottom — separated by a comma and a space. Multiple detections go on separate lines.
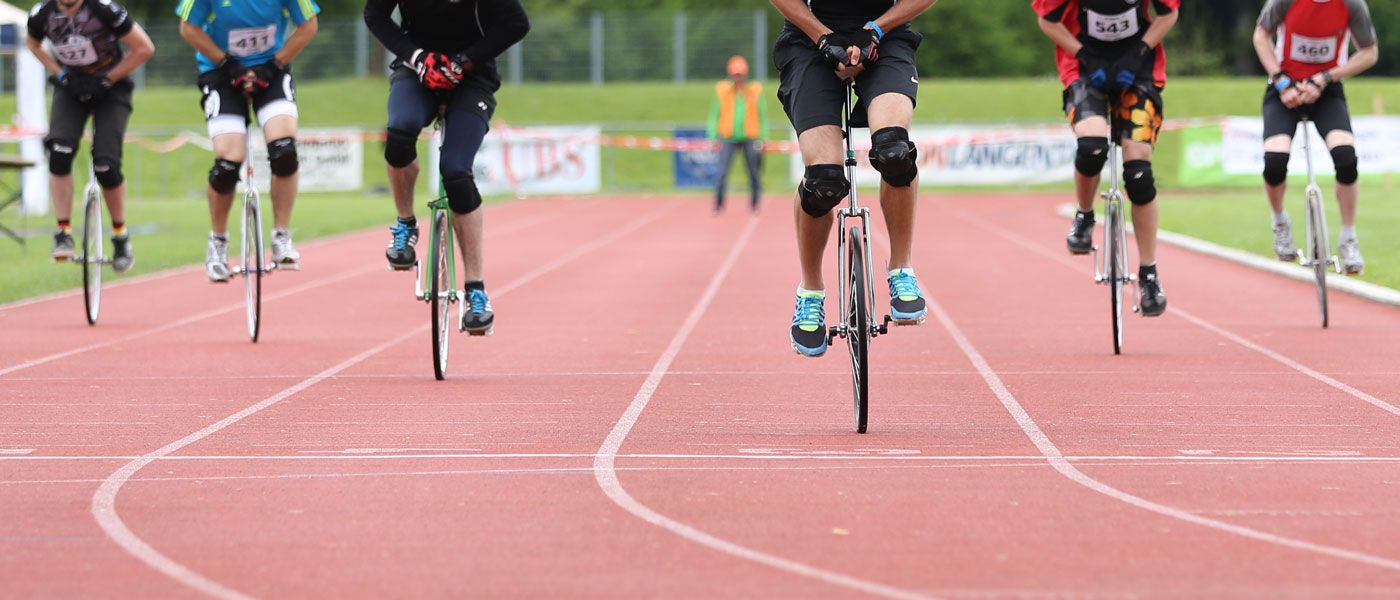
1123, 160, 1156, 206
444, 173, 482, 215
869, 127, 918, 187
798, 164, 849, 218
385, 128, 418, 168
267, 137, 298, 177
92, 158, 124, 189
1330, 145, 1358, 184
209, 158, 242, 194
46, 139, 77, 176
1263, 151, 1290, 186
1075, 137, 1109, 178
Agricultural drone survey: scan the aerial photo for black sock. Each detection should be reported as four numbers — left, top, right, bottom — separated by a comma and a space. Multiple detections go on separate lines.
463, 279, 485, 292
398, 216, 416, 228
1077, 209, 1094, 220
1139, 263, 1157, 278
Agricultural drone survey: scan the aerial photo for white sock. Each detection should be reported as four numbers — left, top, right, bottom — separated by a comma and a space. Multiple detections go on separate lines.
796, 286, 824, 298
888, 267, 915, 278
1272, 210, 1290, 227
1339, 225, 1357, 241
209, 231, 227, 242
273, 227, 290, 237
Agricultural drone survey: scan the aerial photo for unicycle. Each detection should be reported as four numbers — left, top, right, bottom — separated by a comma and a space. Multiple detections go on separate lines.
77, 165, 105, 325
233, 133, 267, 342
411, 104, 464, 380
1295, 118, 1341, 328
828, 84, 891, 433
1092, 139, 1139, 355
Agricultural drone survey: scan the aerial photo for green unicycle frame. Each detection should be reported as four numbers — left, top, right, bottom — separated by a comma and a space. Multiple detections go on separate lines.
415, 191, 462, 380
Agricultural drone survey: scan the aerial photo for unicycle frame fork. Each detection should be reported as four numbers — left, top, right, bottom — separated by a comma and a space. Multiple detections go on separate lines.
1295, 119, 1341, 273
413, 198, 465, 325
830, 83, 889, 343
1091, 142, 1139, 312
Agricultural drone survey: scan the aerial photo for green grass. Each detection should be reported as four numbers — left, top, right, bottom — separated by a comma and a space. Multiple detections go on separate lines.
4, 77, 1400, 303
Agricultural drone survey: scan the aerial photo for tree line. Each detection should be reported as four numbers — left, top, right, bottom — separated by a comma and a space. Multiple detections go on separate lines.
112, 0, 1400, 78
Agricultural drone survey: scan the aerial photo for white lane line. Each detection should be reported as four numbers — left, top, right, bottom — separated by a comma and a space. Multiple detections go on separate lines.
13, 453, 1400, 462
593, 218, 936, 600
928, 290, 1400, 572
89, 198, 682, 599
0, 196, 598, 378
952, 208, 1400, 417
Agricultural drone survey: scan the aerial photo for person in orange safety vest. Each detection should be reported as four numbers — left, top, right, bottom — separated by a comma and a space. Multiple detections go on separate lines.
706, 55, 767, 213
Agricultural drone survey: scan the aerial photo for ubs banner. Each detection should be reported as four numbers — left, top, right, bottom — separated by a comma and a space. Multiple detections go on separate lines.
432, 125, 602, 196
789, 125, 1078, 186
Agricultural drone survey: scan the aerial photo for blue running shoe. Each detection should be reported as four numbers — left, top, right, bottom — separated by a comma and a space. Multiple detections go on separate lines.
385, 221, 418, 271
790, 291, 827, 357
462, 286, 494, 336
888, 269, 926, 325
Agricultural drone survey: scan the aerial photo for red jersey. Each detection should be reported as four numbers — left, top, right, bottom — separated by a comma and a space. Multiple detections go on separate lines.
1257, 0, 1378, 81
1031, 0, 1180, 88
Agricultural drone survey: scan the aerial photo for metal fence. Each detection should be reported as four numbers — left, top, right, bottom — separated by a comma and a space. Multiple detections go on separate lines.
0, 10, 775, 92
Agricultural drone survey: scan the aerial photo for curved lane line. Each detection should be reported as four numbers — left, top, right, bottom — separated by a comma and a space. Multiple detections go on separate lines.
90, 199, 678, 598
593, 218, 938, 600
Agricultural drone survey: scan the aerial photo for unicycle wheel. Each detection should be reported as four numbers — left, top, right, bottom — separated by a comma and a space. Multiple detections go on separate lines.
242, 194, 263, 342
845, 226, 870, 433
81, 191, 103, 325
429, 211, 451, 380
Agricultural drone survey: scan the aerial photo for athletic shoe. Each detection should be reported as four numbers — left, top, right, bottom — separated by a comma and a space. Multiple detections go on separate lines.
111, 234, 133, 274
385, 221, 418, 271
271, 229, 300, 270
1338, 237, 1365, 275
51, 230, 75, 261
1138, 269, 1167, 317
461, 288, 494, 335
205, 236, 230, 282
1066, 210, 1094, 255
1273, 221, 1298, 261
789, 291, 827, 357
887, 269, 926, 325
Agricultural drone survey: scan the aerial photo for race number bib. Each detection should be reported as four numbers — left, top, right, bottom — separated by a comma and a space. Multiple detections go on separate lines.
1085, 8, 1139, 42
227, 25, 277, 57
1290, 34, 1338, 64
53, 36, 97, 66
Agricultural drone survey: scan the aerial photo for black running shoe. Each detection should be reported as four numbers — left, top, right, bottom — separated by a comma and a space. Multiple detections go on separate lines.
461, 287, 494, 336
1067, 210, 1094, 255
385, 221, 418, 270
51, 230, 75, 261
1139, 270, 1167, 317
111, 234, 133, 273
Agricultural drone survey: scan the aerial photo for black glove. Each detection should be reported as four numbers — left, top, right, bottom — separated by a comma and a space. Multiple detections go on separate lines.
817, 30, 879, 68
1110, 41, 1152, 90
1076, 45, 1112, 90
70, 74, 113, 103
48, 70, 73, 89
215, 56, 250, 87
251, 60, 288, 90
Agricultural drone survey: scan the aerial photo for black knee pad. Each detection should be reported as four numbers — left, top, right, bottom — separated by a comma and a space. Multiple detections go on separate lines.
1263, 151, 1290, 186
1123, 160, 1156, 206
384, 127, 418, 168
267, 137, 298, 177
798, 164, 849, 218
1330, 145, 1358, 184
45, 139, 77, 176
92, 158, 124, 189
443, 173, 482, 215
869, 127, 918, 187
208, 158, 242, 194
1075, 137, 1109, 177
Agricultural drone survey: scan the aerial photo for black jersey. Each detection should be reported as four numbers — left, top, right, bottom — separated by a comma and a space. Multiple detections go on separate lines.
27, 0, 134, 77
782, 0, 906, 37
363, 0, 528, 89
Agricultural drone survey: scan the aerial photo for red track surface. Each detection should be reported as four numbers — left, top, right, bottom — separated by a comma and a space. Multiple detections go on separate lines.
3, 193, 1399, 599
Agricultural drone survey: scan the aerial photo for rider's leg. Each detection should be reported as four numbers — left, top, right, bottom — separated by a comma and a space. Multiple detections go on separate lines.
385, 73, 439, 220
440, 111, 490, 282
1325, 130, 1358, 229
1121, 140, 1157, 266
794, 125, 844, 291
207, 132, 246, 236
91, 86, 133, 230
1073, 117, 1110, 212
261, 116, 298, 231
866, 92, 917, 270
1262, 135, 1293, 216
44, 87, 88, 257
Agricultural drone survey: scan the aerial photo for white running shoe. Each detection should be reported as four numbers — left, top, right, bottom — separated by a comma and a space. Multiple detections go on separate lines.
205, 236, 231, 282
1338, 237, 1365, 275
1273, 221, 1298, 261
271, 229, 301, 270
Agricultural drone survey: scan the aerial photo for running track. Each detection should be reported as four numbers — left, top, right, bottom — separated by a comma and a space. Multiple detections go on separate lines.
3, 193, 1399, 599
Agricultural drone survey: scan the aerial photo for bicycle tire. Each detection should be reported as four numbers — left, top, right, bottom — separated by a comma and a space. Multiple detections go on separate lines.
81, 190, 102, 325
1307, 193, 1329, 328
1108, 202, 1123, 355
430, 210, 451, 380
243, 193, 263, 342
846, 226, 870, 433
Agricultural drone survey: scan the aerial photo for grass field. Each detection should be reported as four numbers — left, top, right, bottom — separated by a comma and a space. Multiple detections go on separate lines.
3, 77, 1399, 303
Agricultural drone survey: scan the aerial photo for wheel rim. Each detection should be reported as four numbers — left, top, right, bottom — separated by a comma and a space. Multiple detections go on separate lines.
244, 197, 262, 342
430, 212, 450, 380
847, 227, 869, 433
1307, 196, 1329, 328
82, 195, 102, 325
1108, 205, 1123, 355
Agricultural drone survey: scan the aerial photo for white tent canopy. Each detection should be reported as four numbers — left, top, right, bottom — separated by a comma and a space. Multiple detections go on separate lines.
0, 0, 49, 215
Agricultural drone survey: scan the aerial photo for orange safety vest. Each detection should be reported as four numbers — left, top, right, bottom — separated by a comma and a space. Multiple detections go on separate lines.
715, 80, 763, 140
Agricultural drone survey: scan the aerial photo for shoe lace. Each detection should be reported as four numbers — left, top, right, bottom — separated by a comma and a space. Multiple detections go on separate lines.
888, 272, 921, 300
390, 223, 413, 250
468, 289, 489, 313
792, 295, 824, 328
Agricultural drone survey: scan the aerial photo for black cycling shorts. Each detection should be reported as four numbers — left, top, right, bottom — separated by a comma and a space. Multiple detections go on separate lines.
774, 28, 922, 134
46, 80, 133, 167
198, 67, 298, 137
1262, 82, 1352, 140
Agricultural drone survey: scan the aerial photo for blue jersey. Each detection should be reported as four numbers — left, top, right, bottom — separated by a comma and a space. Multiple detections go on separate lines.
175, 0, 319, 72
